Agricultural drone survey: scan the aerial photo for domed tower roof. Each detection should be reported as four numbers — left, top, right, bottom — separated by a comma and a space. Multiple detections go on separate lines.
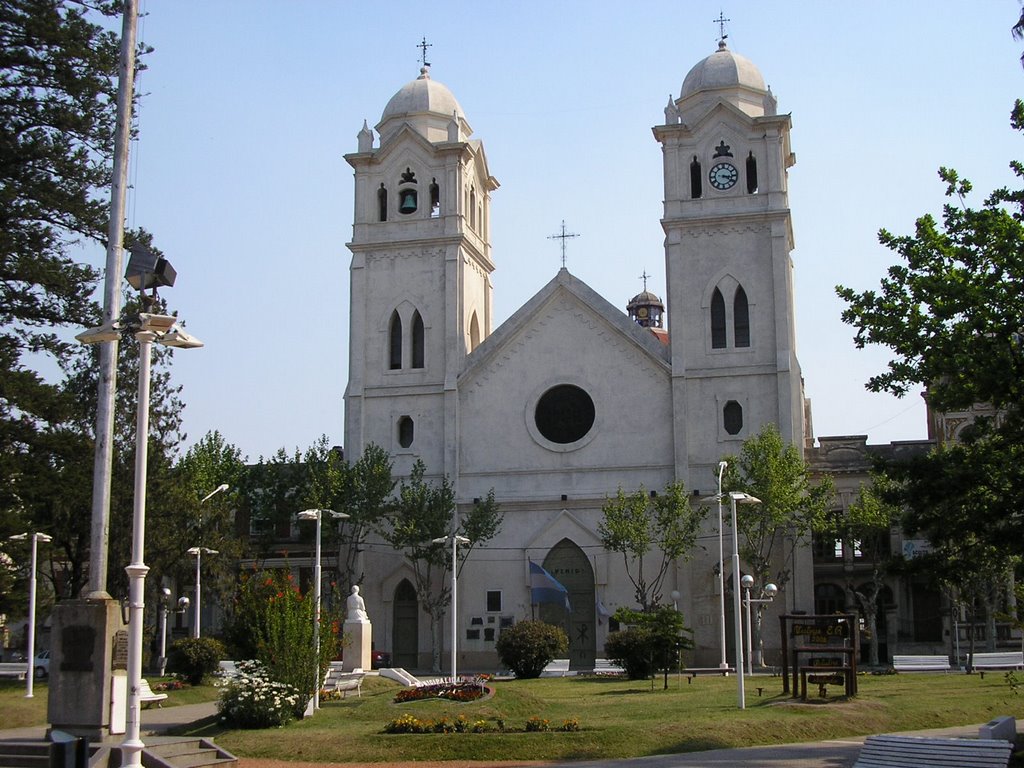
676, 40, 773, 119
627, 286, 665, 330
376, 66, 472, 145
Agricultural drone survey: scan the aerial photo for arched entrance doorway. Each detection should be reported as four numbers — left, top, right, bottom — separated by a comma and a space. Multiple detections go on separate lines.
392, 579, 419, 670
540, 539, 595, 670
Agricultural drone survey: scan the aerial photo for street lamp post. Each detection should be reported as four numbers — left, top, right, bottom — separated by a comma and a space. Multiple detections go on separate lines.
432, 534, 470, 681
741, 574, 778, 676
716, 461, 728, 672
186, 547, 219, 639
188, 483, 228, 639
157, 588, 189, 677
297, 508, 348, 712
8, 532, 52, 698
728, 491, 761, 710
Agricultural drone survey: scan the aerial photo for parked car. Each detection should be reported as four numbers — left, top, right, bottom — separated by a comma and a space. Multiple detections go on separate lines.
372, 650, 391, 669
33, 650, 49, 679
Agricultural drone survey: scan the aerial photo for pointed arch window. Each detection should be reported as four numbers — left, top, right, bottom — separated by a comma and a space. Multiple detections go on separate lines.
389, 311, 402, 369
690, 156, 703, 199
378, 184, 388, 222
411, 311, 425, 369
710, 288, 726, 349
429, 178, 440, 217
746, 151, 758, 194
734, 287, 750, 347
469, 187, 477, 230
468, 312, 481, 352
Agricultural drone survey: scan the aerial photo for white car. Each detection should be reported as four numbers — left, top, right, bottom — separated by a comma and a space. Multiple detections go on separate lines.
33, 649, 49, 679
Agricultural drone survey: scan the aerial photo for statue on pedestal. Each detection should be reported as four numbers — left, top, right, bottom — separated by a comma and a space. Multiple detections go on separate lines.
346, 585, 368, 623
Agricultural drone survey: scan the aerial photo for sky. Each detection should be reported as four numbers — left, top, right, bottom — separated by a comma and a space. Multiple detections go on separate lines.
95, 0, 1024, 463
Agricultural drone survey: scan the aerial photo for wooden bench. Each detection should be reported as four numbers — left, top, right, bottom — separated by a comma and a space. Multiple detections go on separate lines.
892, 654, 950, 672
853, 734, 1012, 767
970, 651, 1024, 670
592, 659, 624, 675
138, 678, 168, 708
0, 662, 27, 680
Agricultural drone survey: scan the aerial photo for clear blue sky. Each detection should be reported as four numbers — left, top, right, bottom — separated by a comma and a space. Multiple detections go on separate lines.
108, 0, 1023, 462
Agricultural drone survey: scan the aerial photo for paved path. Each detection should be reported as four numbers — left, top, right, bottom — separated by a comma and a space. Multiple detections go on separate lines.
0, 704, 990, 768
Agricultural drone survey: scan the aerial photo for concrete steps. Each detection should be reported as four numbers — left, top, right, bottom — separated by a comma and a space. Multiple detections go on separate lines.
142, 738, 236, 768
0, 741, 49, 768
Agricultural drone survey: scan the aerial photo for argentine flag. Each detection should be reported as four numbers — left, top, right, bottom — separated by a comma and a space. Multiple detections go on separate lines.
530, 560, 572, 611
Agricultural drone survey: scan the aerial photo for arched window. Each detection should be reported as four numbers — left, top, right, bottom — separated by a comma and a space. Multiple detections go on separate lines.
711, 288, 726, 349
734, 287, 750, 347
399, 188, 417, 214
746, 151, 758, 194
378, 184, 388, 222
690, 156, 703, 199
468, 312, 480, 352
429, 179, 440, 217
398, 415, 414, 448
723, 400, 743, 435
389, 311, 402, 370
411, 311, 424, 369
469, 188, 477, 230
814, 583, 846, 615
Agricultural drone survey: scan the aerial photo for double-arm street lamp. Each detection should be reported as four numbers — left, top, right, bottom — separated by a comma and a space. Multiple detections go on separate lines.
77, 248, 202, 768
157, 588, 189, 676
297, 508, 349, 712
189, 483, 228, 639
8, 532, 52, 698
741, 575, 778, 676
432, 534, 471, 682
728, 491, 762, 709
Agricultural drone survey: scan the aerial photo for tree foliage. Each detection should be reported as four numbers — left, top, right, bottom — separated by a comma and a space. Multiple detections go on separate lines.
605, 606, 693, 687
724, 423, 834, 592
495, 620, 567, 679
375, 459, 502, 672
599, 481, 705, 611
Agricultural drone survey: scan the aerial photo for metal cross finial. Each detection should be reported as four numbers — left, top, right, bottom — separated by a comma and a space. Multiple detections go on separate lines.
714, 11, 730, 42
548, 220, 579, 269
640, 270, 650, 291
417, 37, 432, 68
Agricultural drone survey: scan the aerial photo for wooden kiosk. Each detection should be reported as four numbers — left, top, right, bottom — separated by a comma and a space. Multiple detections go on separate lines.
779, 613, 858, 699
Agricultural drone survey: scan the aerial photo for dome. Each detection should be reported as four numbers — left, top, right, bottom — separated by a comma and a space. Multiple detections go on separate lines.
376, 66, 471, 144
381, 67, 465, 123
626, 288, 664, 330
679, 40, 766, 102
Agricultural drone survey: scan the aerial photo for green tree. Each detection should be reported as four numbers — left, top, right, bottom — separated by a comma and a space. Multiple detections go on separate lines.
495, 620, 568, 679
815, 482, 898, 666
599, 482, 706, 611
836, 102, 1024, 566
376, 459, 502, 672
724, 423, 833, 664
0, 0, 130, 594
605, 606, 693, 688
243, 446, 305, 556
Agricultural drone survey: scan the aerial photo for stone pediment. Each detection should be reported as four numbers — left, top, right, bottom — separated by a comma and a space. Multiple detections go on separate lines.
459, 268, 671, 389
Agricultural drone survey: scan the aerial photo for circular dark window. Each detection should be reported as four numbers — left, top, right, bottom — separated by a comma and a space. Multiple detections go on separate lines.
535, 385, 595, 444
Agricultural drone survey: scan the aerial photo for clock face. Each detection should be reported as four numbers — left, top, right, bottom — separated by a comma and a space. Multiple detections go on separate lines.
709, 162, 738, 190
637, 307, 649, 319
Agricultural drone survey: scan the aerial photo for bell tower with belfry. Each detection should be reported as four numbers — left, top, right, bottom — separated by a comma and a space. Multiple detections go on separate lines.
344, 45, 499, 478
653, 28, 809, 609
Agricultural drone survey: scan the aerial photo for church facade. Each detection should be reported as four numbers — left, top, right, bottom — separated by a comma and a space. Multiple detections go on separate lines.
342, 42, 815, 670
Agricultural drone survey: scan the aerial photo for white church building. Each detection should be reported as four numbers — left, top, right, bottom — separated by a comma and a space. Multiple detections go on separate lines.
341, 41, 815, 671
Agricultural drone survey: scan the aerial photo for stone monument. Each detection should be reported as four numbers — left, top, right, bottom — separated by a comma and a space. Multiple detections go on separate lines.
342, 585, 372, 672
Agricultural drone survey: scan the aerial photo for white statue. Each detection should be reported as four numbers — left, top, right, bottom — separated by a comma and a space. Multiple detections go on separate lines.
346, 585, 368, 622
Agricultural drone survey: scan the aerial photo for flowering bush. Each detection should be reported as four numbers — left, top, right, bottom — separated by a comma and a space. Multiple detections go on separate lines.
217, 660, 301, 728
525, 716, 550, 732
382, 713, 579, 734
392, 681, 487, 703
152, 680, 187, 691
559, 717, 580, 732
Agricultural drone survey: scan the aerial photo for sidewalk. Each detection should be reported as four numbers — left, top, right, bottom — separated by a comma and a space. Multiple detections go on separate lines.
0, 700, 219, 742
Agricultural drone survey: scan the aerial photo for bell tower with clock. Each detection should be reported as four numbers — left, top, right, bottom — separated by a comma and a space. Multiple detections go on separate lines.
653, 39, 807, 484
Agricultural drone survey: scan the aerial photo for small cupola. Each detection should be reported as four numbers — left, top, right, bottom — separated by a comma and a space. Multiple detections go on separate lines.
627, 274, 665, 329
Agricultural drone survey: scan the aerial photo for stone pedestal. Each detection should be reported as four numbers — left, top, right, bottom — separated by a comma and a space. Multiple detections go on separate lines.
48, 598, 125, 742
342, 620, 372, 672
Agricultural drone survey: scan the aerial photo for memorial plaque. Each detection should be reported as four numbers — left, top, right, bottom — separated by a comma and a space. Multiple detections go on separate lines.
60, 625, 96, 672
112, 630, 129, 671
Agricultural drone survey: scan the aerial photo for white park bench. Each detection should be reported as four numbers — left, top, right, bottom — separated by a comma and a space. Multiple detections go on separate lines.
138, 678, 168, 708
970, 651, 1024, 670
0, 662, 27, 680
853, 734, 1011, 768
323, 664, 363, 698
891, 654, 950, 672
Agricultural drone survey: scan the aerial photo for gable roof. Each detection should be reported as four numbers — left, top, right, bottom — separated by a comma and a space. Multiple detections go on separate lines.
460, 268, 671, 383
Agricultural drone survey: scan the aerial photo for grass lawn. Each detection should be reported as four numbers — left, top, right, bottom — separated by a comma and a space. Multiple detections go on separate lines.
172, 672, 1024, 763
0, 676, 219, 730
